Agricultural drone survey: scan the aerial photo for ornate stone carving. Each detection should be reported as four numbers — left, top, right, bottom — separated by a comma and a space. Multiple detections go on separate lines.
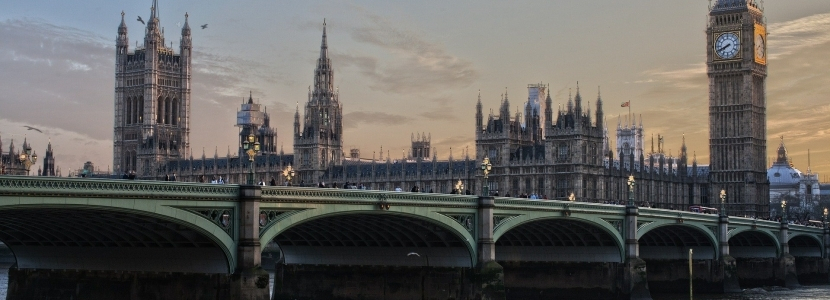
493, 214, 520, 233
258, 209, 307, 236
438, 213, 475, 232
184, 207, 235, 237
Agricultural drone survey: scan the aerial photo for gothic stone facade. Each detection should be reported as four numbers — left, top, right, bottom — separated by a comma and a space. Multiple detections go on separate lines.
707, 0, 770, 217
113, 1, 192, 177
154, 7, 781, 217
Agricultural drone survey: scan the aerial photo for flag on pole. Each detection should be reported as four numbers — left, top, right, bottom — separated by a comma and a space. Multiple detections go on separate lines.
621, 101, 630, 107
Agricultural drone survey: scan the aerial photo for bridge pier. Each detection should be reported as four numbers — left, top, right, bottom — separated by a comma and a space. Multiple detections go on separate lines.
718, 215, 741, 293
476, 196, 505, 300
778, 222, 800, 288
624, 205, 651, 300
232, 185, 270, 300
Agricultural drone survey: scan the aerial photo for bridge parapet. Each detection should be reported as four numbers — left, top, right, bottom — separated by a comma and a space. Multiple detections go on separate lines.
0, 175, 239, 201
261, 186, 478, 207
494, 197, 626, 215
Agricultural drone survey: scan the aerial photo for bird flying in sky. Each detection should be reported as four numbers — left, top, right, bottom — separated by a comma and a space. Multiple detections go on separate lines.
137, 16, 145, 25
23, 126, 43, 133
201, 24, 208, 29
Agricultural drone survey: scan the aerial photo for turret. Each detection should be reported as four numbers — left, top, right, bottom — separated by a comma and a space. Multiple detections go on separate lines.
294, 103, 300, 137
500, 88, 510, 118
775, 136, 788, 163
41, 140, 55, 176
595, 86, 604, 128
544, 89, 553, 129
181, 12, 192, 49
567, 89, 573, 113
117, 11, 129, 52
145, 0, 162, 47
475, 90, 483, 136
574, 82, 582, 116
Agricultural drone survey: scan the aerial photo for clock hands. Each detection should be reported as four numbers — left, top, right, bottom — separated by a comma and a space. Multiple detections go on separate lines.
717, 44, 731, 52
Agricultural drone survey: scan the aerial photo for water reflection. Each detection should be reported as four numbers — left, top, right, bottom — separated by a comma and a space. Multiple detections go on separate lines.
653, 285, 830, 300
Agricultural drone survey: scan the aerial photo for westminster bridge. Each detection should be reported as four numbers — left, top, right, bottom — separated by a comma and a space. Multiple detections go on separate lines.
0, 175, 827, 300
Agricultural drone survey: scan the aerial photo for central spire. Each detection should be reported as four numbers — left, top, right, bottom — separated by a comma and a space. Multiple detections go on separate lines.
152, 0, 159, 19
320, 19, 328, 60
313, 19, 334, 97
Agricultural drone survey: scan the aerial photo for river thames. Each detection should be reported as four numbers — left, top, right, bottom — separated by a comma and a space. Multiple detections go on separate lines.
1, 268, 829, 300
653, 285, 830, 300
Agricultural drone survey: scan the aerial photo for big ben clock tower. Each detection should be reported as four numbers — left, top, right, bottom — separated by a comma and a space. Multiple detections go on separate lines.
707, 0, 769, 218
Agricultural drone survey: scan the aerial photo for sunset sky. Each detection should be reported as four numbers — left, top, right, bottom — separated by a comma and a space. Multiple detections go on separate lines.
1, 0, 829, 178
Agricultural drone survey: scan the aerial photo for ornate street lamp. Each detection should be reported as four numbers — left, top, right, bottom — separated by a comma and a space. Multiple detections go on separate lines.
18, 144, 37, 176
568, 192, 576, 202
719, 189, 727, 216
241, 133, 260, 185
626, 175, 635, 207
823, 208, 828, 229
282, 165, 296, 186
481, 157, 492, 196
781, 200, 787, 223
455, 179, 464, 195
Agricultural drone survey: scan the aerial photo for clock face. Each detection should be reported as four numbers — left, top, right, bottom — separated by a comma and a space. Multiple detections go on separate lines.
754, 24, 767, 65
715, 32, 740, 59
755, 34, 765, 59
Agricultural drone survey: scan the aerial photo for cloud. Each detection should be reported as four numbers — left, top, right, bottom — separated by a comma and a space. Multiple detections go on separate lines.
431, 135, 474, 158
342, 111, 414, 130
335, 10, 478, 95
418, 97, 459, 121
0, 19, 114, 141
766, 13, 830, 60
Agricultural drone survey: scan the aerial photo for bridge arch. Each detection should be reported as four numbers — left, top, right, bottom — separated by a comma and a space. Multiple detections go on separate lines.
493, 215, 625, 262
788, 233, 823, 257
260, 208, 477, 267
638, 222, 718, 260
0, 200, 236, 273
728, 229, 780, 258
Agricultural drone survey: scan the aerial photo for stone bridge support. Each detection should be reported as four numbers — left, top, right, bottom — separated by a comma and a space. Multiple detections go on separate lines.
624, 205, 650, 300
719, 215, 741, 293
232, 185, 270, 300
778, 222, 800, 288
476, 196, 504, 300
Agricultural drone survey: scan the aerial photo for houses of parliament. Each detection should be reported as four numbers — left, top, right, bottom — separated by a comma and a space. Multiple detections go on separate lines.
102, 0, 774, 217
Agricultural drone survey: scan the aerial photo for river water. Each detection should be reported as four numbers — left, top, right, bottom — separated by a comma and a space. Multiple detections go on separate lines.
0, 269, 828, 300
653, 285, 830, 300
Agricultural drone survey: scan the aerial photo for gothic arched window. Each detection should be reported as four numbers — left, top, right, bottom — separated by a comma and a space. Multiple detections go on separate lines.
138, 96, 144, 123
164, 97, 171, 124
126, 97, 132, 125
157, 97, 164, 123
172, 98, 178, 126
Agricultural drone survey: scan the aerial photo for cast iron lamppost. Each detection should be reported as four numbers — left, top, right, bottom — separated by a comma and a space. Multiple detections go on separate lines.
626, 175, 635, 207
781, 200, 787, 223
282, 165, 296, 186
481, 157, 491, 196
823, 208, 828, 229
719, 189, 727, 216
18, 143, 37, 176
241, 133, 260, 185
455, 179, 464, 195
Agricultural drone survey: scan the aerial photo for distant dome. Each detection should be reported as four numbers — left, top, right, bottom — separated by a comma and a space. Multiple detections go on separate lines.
768, 163, 802, 187
767, 137, 801, 187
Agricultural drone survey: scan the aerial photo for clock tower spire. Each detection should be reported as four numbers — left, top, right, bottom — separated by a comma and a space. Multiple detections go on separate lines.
707, 0, 768, 218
